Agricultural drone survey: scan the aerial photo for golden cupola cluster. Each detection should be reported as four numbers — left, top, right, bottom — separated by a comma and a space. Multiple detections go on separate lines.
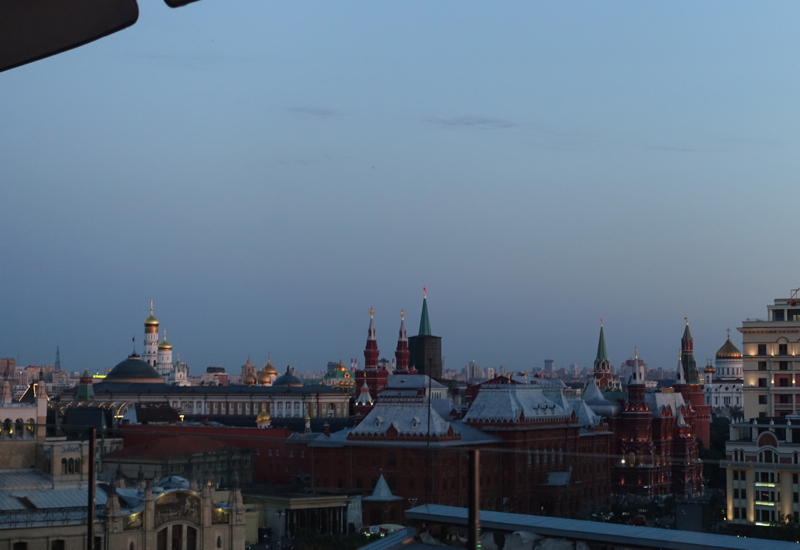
257, 359, 279, 385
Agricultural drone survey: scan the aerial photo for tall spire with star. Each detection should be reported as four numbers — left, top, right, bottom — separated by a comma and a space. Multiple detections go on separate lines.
364, 308, 379, 370
395, 310, 410, 373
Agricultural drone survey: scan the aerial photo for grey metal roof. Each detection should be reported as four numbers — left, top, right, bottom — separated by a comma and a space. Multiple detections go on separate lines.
0, 469, 52, 490
359, 527, 416, 550
404, 504, 800, 550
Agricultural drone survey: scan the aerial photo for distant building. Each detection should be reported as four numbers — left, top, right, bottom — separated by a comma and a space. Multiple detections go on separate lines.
544, 359, 554, 373
703, 333, 744, 414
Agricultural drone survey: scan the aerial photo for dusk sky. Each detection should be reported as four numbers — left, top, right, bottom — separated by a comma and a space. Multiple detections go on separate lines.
2, 2, 799, 375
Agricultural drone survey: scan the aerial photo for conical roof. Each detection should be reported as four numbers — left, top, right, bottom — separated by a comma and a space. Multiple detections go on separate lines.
595, 324, 608, 364
418, 288, 431, 336
682, 319, 692, 341
363, 474, 402, 502
716, 338, 742, 359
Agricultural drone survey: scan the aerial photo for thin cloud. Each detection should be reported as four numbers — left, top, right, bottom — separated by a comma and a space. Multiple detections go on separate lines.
286, 107, 338, 118
646, 145, 708, 153
428, 115, 518, 130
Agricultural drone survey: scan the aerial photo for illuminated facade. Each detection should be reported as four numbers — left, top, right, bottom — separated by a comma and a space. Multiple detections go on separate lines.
740, 295, 800, 418
725, 416, 800, 526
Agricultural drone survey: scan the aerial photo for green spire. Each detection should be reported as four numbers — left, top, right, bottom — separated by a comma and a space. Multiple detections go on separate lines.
682, 317, 692, 341
418, 287, 431, 336
595, 323, 608, 364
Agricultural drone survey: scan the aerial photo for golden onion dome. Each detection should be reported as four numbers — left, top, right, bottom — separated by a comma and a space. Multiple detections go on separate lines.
144, 313, 159, 327
243, 373, 257, 386
263, 359, 278, 375
158, 339, 172, 350
257, 369, 271, 385
256, 410, 271, 423
334, 360, 347, 372
716, 338, 742, 360
704, 364, 716, 373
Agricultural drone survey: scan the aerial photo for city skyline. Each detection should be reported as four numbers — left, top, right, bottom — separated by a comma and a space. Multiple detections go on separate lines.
2, 2, 799, 372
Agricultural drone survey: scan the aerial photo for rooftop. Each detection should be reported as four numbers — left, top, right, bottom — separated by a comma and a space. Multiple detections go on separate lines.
403, 505, 800, 550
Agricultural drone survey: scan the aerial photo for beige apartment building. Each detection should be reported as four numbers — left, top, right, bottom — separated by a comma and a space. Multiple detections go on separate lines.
740, 295, 800, 419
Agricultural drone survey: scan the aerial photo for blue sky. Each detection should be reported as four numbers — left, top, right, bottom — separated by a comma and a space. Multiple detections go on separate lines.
1, 1, 799, 375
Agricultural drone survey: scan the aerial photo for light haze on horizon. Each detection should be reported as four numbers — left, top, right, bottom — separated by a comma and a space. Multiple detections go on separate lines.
1, 1, 799, 375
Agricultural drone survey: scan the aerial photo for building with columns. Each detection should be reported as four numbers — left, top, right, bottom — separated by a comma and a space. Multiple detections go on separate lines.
64, 354, 350, 421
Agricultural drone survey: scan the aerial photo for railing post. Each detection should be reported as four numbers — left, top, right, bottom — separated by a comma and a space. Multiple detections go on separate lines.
87, 427, 96, 550
468, 449, 480, 550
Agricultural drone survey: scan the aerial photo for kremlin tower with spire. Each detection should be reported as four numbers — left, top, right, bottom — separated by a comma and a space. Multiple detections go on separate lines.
674, 319, 711, 448
592, 322, 614, 390
354, 308, 391, 399
408, 287, 443, 380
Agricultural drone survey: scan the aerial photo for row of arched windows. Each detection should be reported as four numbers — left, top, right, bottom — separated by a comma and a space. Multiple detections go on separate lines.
61, 457, 81, 475
1, 418, 35, 439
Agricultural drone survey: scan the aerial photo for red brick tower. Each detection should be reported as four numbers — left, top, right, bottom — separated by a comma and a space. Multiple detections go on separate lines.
674, 319, 711, 448
356, 308, 388, 397
394, 310, 415, 375
593, 321, 613, 390
615, 348, 659, 495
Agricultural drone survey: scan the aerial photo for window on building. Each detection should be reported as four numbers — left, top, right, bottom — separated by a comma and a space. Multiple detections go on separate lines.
289, 450, 293, 458
758, 378, 768, 388
93, 537, 102, 550
794, 473, 799, 483
388, 453, 396, 467
780, 344, 788, 355
734, 488, 739, 499
779, 362, 789, 371
741, 489, 746, 500
794, 493, 799, 503
758, 344, 767, 356
758, 361, 767, 371
759, 394, 768, 404
245, 403, 250, 415
187, 527, 197, 550
13, 543, 28, 550
734, 507, 740, 519
51, 541, 65, 550
733, 471, 739, 480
